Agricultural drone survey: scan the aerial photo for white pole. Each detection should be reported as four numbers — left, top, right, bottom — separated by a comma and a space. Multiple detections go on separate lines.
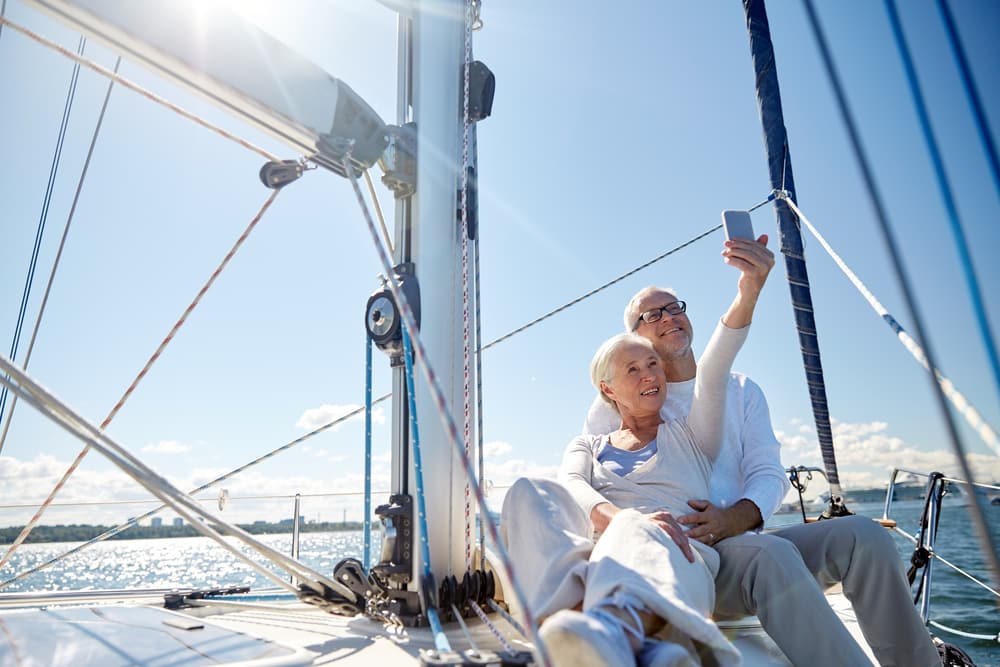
410, 0, 466, 586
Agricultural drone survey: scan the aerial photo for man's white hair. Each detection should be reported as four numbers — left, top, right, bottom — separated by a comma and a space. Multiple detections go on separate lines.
623, 286, 680, 331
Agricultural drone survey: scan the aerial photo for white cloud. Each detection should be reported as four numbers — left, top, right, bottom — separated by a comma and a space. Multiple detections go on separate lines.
484, 459, 558, 488
0, 453, 398, 528
141, 440, 191, 454
483, 440, 512, 458
0, 454, 152, 525
775, 417, 1000, 499
6, 413, 994, 532
295, 404, 386, 431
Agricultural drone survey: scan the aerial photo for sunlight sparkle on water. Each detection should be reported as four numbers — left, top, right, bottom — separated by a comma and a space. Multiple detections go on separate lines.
0, 531, 368, 593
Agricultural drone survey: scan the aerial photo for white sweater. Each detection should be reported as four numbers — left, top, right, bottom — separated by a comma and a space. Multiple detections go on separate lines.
560, 321, 748, 523
582, 345, 789, 524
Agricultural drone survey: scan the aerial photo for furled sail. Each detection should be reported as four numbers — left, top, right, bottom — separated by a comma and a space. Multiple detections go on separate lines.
742, 0, 849, 515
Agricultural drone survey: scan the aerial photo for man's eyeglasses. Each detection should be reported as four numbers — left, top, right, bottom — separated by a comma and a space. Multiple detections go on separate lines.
633, 301, 687, 330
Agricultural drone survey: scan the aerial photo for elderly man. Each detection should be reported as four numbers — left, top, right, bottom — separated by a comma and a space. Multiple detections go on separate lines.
582, 235, 941, 666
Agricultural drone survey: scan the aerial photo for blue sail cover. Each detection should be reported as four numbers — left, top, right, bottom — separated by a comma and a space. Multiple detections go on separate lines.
742, 0, 845, 498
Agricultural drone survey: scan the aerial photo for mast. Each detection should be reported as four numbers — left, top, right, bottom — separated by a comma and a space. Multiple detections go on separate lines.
369, 0, 476, 620
407, 0, 468, 590
742, 0, 849, 516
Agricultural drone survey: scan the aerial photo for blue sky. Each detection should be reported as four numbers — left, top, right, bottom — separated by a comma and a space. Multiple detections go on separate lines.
0, 0, 998, 529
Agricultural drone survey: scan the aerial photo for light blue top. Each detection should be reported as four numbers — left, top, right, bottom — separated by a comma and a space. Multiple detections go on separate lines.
596, 436, 658, 477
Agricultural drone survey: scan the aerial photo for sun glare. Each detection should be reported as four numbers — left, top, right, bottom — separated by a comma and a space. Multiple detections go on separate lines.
186, 0, 283, 39
219, 0, 280, 32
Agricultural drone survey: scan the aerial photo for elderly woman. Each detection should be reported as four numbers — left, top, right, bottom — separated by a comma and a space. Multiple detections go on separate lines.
502, 239, 768, 667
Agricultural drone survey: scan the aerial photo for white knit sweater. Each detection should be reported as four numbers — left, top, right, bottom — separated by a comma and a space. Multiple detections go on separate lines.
560, 320, 749, 523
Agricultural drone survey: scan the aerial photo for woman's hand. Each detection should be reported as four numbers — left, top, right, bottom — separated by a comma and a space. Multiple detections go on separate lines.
721, 234, 774, 329
646, 510, 696, 563
590, 501, 620, 535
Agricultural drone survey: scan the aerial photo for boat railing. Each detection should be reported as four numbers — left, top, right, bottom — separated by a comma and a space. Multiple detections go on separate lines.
882, 468, 1000, 642
783, 466, 999, 642
0, 489, 389, 512
0, 490, 388, 592
785, 465, 830, 523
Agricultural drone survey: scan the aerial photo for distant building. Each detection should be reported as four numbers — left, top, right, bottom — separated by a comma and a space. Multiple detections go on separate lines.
172, 518, 183, 527
151, 518, 163, 528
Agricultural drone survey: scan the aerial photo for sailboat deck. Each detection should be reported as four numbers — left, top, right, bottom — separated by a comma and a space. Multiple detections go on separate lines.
0, 591, 879, 666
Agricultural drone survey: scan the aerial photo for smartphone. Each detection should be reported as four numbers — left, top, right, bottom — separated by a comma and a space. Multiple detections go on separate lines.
721, 210, 755, 241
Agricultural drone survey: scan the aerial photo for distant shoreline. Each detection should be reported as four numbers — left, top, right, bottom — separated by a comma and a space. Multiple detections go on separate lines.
0, 521, 367, 545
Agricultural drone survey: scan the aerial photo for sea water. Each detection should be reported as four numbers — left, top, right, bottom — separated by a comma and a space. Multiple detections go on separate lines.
769, 500, 999, 666
2, 501, 997, 665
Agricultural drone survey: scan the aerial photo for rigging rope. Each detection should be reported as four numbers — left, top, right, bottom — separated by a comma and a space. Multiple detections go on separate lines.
891, 524, 1000, 640
0, 353, 353, 601
400, 327, 452, 652
488, 598, 528, 639
0, 619, 20, 667
0, 16, 282, 163
935, 0, 1000, 201
362, 169, 393, 255
450, 602, 479, 650
475, 226, 487, 570
1, 215, 712, 581
363, 335, 374, 570
460, 0, 476, 573
0, 55, 122, 457
0, 394, 389, 589
0, 36, 84, 445
783, 196, 998, 455
0, 189, 281, 571
0, 489, 391, 510
482, 224, 720, 352
343, 152, 551, 667
470, 599, 516, 654
885, 0, 1000, 416
2, 210, 725, 588
801, 0, 1000, 590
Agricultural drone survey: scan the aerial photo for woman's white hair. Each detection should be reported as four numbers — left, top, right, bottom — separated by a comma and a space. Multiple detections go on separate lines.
589, 332, 657, 412
623, 286, 680, 331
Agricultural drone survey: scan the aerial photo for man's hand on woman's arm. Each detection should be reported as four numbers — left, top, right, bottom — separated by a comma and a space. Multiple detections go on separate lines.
677, 498, 763, 546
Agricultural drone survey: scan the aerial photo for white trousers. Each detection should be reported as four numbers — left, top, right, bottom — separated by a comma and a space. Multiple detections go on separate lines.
500, 478, 740, 666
